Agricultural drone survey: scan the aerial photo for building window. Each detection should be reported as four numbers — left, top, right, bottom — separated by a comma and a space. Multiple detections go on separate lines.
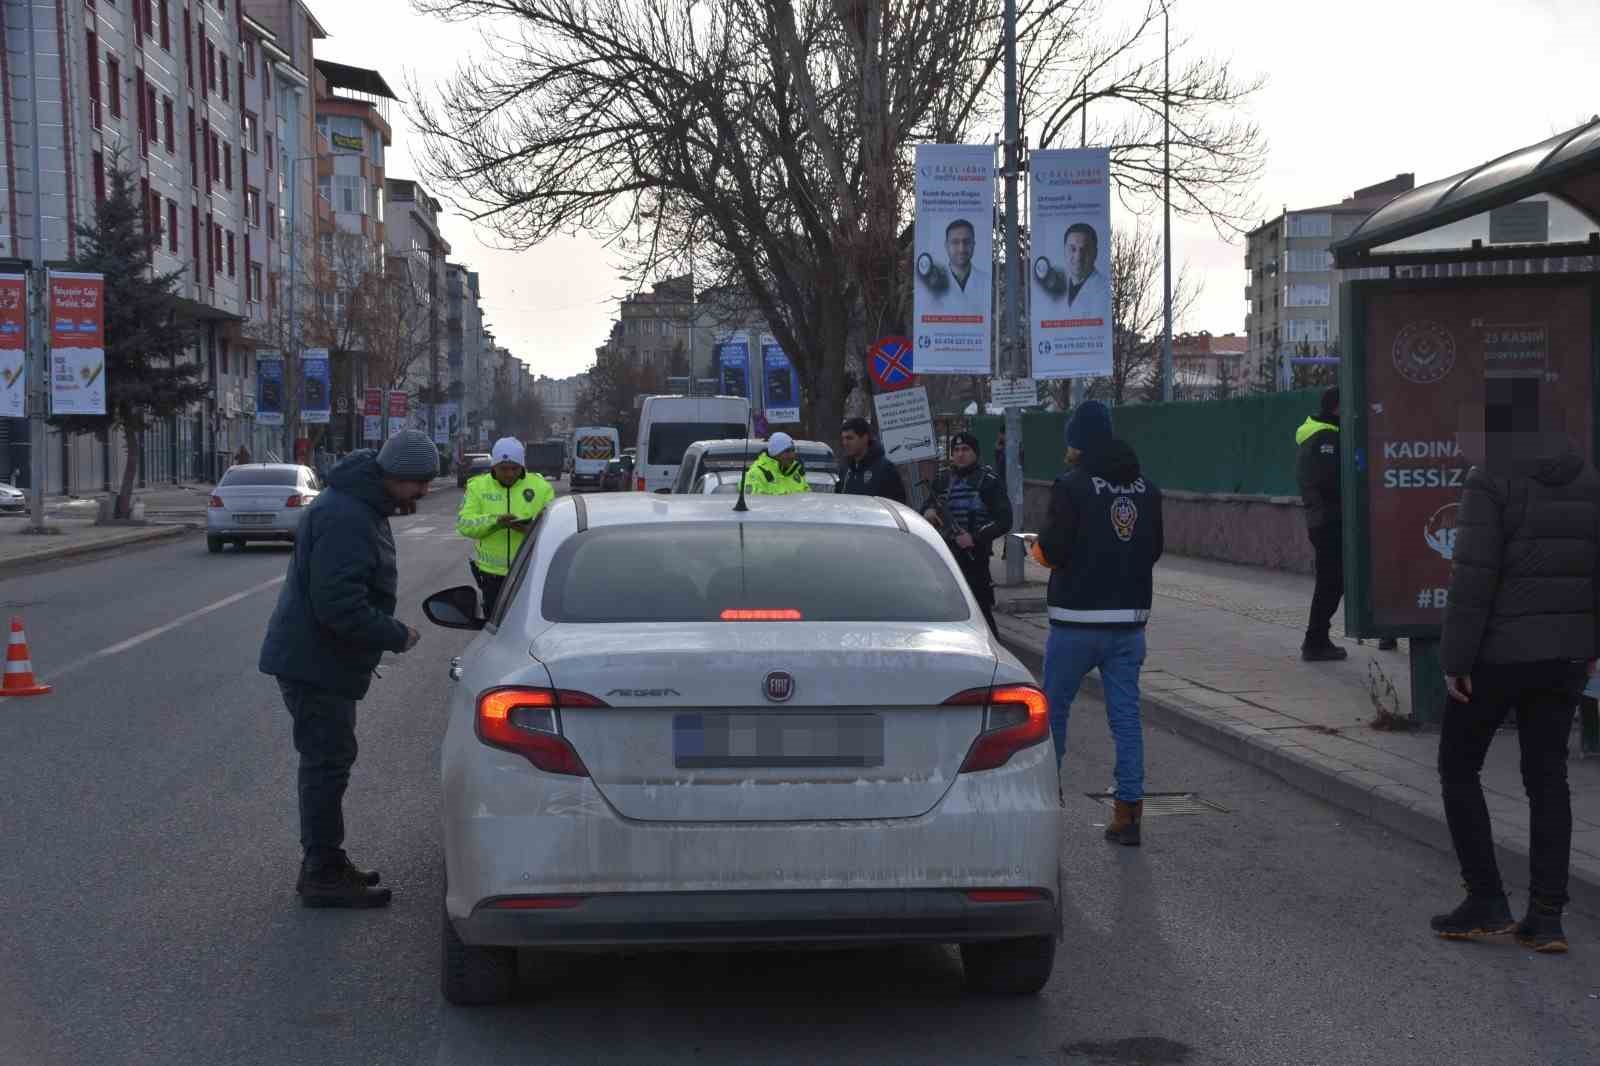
227, 231, 235, 277
266, 202, 276, 239
249, 262, 262, 302
192, 205, 201, 266
107, 56, 121, 117
169, 200, 179, 253
151, 190, 163, 242
1285, 319, 1331, 344
245, 39, 256, 78
333, 174, 365, 214
265, 133, 273, 170
159, 0, 170, 50
184, 10, 193, 88
1286, 213, 1332, 238
246, 188, 260, 227
224, 143, 233, 190
139, 177, 151, 233
242, 112, 257, 153
269, 274, 278, 310
1285, 249, 1330, 273
163, 97, 175, 152
145, 82, 157, 154
220, 57, 229, 101
1285, 283, 1330, 307
220, 339, 229, 375
319, 232, 333, 261
188, 108, 198, 186
86, 31, 101, 129
92, 151, 105, 203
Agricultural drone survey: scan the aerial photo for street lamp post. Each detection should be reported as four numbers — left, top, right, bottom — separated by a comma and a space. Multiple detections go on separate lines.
1002, 0, 1024, 586
1160, 0, 1174, 404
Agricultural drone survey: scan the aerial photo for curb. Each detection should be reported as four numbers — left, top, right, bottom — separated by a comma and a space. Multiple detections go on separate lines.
0, 524, 191, 574
996, 617, 1600, 918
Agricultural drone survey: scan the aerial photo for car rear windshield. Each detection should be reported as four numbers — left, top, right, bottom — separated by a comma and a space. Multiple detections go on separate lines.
647, 423, 749, 467
220, 468, 298, 486
701, 446, 832, 472
542, 523, 969, 622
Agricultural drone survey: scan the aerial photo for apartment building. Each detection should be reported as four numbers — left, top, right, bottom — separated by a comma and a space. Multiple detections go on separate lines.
384, 177, 449, 435
444, 262, 485, 439
1243, 174, 1414, 388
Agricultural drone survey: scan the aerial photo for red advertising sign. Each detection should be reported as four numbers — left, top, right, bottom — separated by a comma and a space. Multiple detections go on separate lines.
47, 271, 107, 416
1359, 279, 1594, 630
387, 390, 409, 419
364, 387, 383, 416
0, 275, 25, 419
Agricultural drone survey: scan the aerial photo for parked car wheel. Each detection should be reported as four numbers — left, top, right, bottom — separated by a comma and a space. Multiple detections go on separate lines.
440, 902, 516, 1006
207, 536, 223, 554
960, 935, 1056, 996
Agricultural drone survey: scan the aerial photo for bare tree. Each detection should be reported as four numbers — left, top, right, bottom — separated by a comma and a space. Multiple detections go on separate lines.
408, 0, 1264, 432
359, 256, 435, 392
1078, 222, 1199, 405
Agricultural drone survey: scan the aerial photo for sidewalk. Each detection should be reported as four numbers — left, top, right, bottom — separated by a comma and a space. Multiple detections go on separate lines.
991, 550, 1600, 915
0, 484, 211, 571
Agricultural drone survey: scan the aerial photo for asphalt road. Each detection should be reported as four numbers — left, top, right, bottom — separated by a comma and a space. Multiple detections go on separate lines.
1, 483, 1596, 1066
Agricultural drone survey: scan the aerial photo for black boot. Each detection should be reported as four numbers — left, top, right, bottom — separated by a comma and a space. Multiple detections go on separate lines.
297, 861, 392, 909
1430, 893, 1515, 939
295, 852, 380, 891
1301, 637, 1348, 662
1515, 901, 1568, 953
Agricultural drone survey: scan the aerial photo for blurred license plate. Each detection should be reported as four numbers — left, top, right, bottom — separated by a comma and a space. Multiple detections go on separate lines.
234, 514, 273, 525
673, 713, 883, 768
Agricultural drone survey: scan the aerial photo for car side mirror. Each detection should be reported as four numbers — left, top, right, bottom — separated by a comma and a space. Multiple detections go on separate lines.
424, 586, 485, 630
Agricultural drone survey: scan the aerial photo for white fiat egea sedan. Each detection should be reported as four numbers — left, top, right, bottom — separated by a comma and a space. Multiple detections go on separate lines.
423, 493, 1061, 1005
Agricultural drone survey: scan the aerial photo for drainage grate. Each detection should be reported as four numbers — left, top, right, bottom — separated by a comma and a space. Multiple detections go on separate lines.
1084, 791, 1228, 816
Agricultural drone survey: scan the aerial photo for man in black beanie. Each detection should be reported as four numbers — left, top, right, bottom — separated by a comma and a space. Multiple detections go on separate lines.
259, 430, 435, 908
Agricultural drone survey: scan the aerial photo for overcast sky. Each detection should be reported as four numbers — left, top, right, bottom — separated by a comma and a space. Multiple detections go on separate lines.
314, 0, 1599, 380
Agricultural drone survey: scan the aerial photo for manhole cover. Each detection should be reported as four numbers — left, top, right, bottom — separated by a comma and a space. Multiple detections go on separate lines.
1084, 791, 1228, 816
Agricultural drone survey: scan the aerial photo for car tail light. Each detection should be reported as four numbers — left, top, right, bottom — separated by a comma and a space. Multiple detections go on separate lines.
967, 889, 1048, 903
209, 495, 224, 509
946, 684, 1050, 773
719, 609, 803, 621
635, 476, 646, 492
284, 493, 305, 508
475, 687, 608, 777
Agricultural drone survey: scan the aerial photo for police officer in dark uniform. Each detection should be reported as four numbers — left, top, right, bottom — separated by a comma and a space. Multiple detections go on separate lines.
920, 431, 1012, 633
837, 417, 907, 503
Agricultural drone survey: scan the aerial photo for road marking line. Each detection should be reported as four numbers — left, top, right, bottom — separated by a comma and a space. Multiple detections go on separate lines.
51, 576, 287, 678
400, 525, 437, 536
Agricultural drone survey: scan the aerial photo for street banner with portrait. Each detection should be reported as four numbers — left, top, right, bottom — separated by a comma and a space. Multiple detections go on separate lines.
759, 335, 800, 424
714, 333, 752, 398
387, 390, 409, 439
256, 351, 284, 425
912, 144, 995, 375
363, 387, 383, 442
47, 271, 107, 415
300, 349, 331, 423
433, 402, 460, 445
1028, 149, 1112, 379
0, 275, 25, 418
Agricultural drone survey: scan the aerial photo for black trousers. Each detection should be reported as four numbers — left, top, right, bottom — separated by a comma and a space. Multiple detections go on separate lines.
957, 553, 998, 634
1306, 524, 1343, 643
471, 561, 506, 619
279, 679, 359, 870
1438, 660, 1583, 907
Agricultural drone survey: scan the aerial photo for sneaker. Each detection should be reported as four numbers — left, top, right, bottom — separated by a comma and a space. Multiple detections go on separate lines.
1516, 903, 1569, 953
1430, 894, 1515, 939
1301, 642, 1349, 662
297, 862, 393, 909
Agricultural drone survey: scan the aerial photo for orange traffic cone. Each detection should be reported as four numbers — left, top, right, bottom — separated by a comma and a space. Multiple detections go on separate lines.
2, 616, 51, 697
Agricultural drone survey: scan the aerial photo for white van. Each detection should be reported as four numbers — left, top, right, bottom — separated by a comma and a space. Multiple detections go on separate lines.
571, 426, 621, 490
635, 395, 752, 493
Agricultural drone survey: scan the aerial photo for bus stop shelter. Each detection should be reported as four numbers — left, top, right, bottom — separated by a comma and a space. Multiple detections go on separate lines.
1331, 117, 1600, 732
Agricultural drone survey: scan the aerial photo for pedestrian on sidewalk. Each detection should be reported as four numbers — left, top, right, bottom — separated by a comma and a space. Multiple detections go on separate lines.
1432, 380, 1600, 954
836, 417, 907, 503
1295, 388, 1397, 660
1035, 400, 1162, 845
920, 431, 1011, 633
234, 444, 252, 467
456, 437, 555, 617
258, 431, 435, 909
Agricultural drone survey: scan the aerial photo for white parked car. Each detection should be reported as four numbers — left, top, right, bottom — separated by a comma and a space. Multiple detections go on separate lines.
692, 469, 839, 494
423, 493, 1060, 1005
206, 463, 320, 552
0, 481, 24, 512
671, 437, 836, 495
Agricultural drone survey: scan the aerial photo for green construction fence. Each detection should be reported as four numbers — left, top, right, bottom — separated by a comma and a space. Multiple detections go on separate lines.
969, 388, 1322, 495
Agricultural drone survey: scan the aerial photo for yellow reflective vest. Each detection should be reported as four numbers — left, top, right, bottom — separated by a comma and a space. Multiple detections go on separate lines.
742, 452, 810, 495
456, 471, 556, 576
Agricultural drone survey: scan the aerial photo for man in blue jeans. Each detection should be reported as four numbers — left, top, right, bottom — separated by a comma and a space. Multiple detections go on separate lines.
1036, 401, 1163, 845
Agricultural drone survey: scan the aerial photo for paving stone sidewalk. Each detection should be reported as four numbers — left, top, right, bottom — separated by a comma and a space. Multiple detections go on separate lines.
991, 550, 1600, 914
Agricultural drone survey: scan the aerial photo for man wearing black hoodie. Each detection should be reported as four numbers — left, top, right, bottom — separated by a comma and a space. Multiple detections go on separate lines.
1037, 401, 1162, 845
836, 417, 907, 503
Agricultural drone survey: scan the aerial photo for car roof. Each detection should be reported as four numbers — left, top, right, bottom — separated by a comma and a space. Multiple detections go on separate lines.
230, 463, 304, 471
693, 438, 833, 455
574, 491, 903, 530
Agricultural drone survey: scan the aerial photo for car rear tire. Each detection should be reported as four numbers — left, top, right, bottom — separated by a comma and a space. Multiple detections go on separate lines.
960, 935, 1056, 996
440, 904, 516, 1006
206, 536, 223, 554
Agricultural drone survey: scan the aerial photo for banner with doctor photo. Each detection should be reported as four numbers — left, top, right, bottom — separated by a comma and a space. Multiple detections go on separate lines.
758, 336, 800, 424
911, 144, 995, 375
714, 333, 752, 398
1028, 148, 1113, 379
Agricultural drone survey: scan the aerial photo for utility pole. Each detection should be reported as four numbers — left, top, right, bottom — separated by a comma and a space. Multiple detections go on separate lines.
1160, 0, 1174, 404
1002, 0, 1024, 585
24, 0, 49, 533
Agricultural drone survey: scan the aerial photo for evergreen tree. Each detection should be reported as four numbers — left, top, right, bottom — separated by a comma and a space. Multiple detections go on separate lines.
52, 163, 203, 517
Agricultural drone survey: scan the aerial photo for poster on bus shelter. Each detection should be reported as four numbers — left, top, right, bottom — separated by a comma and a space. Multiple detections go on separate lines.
1353, 277, 1595, 632
714, 333, 752, 398
48, 271, 106, 416
0, 275, 25, 418
911, 144, 995, 375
